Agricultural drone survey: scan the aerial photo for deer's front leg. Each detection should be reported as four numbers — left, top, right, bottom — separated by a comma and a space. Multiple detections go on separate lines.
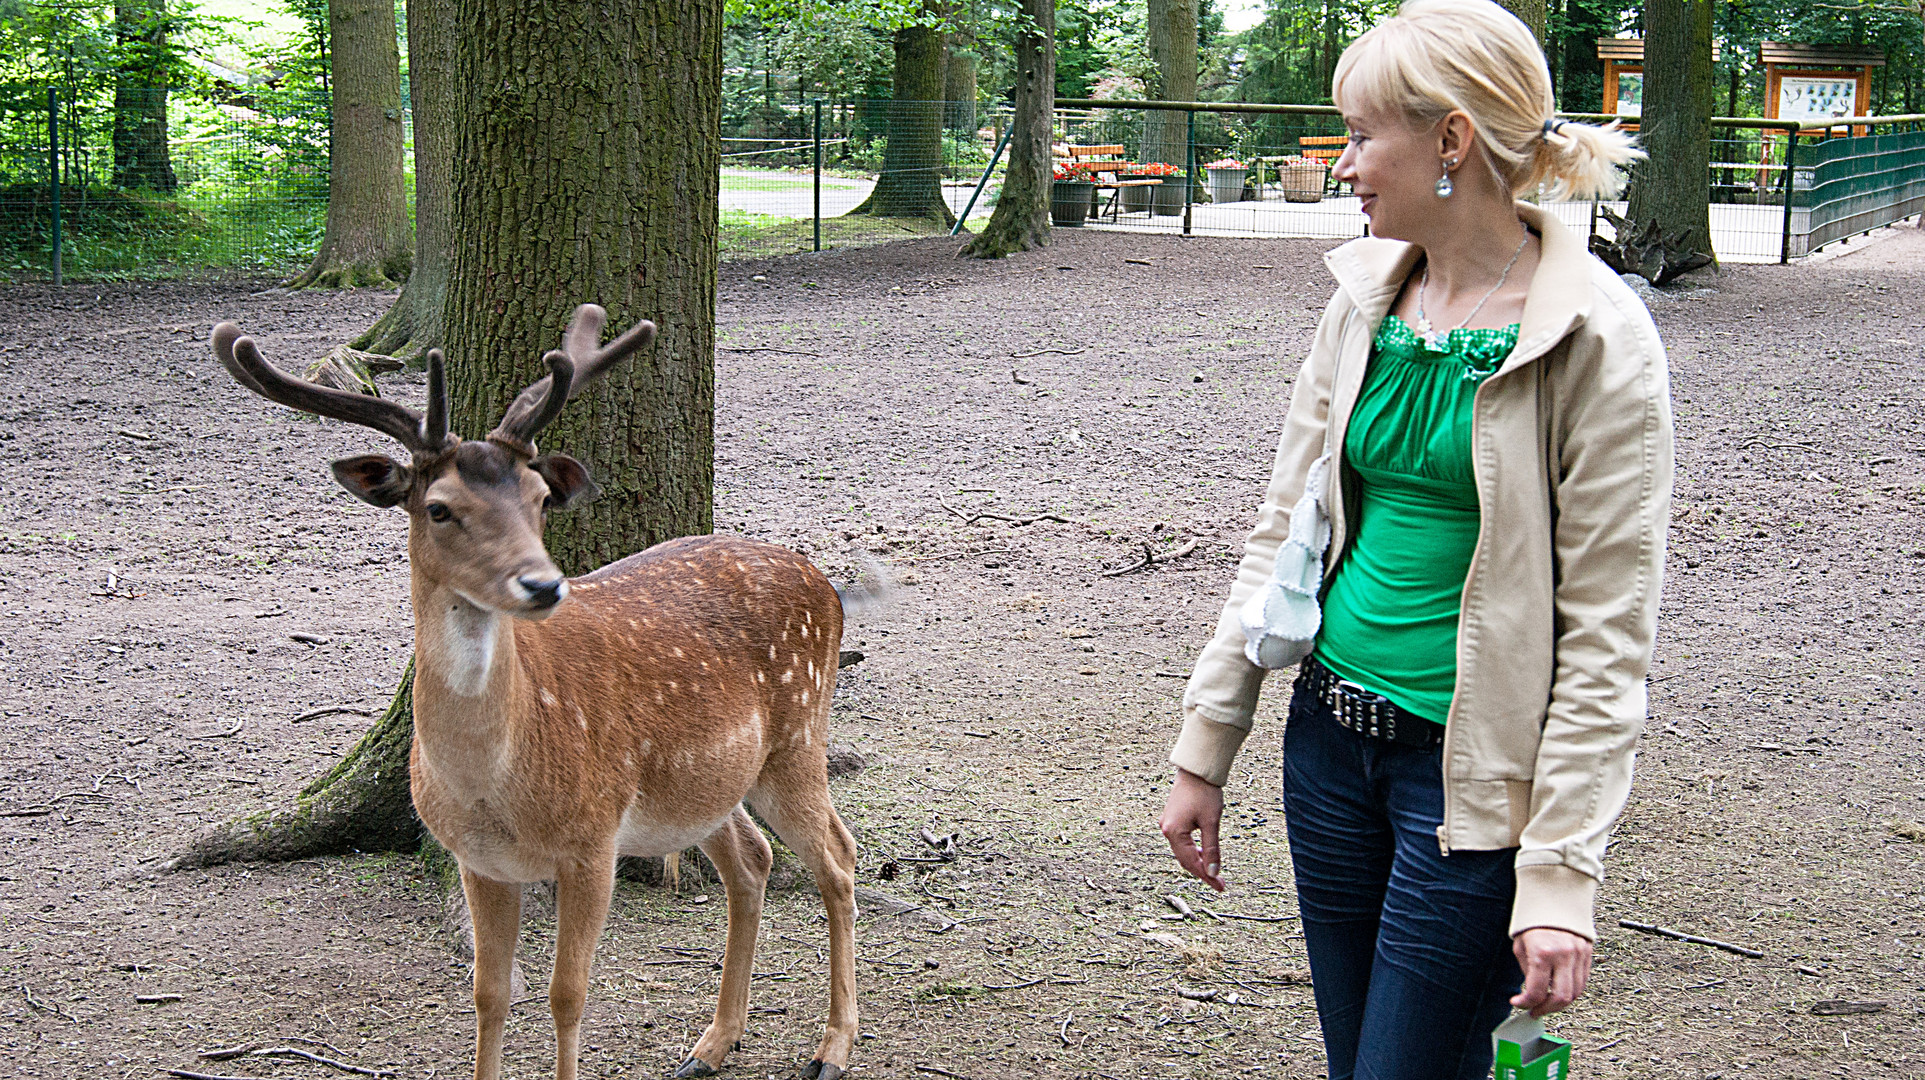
551, 853, 616, 1080
463, 866, 523, 1080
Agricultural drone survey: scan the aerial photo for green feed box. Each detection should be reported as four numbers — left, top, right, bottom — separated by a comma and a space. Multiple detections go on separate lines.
1491, 1011, 1572, 1080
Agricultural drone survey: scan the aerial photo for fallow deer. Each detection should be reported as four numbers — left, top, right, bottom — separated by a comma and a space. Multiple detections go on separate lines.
211, 306, 860, 1080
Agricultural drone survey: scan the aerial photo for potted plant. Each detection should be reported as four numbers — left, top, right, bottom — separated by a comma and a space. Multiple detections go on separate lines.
1133, 161, 1188, 216
1205, 157, 1248, 204
1051, 162, 1095, 226
1277, 154, 1329, 203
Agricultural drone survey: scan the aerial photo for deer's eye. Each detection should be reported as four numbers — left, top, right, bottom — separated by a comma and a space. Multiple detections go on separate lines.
426, 503, 454, 523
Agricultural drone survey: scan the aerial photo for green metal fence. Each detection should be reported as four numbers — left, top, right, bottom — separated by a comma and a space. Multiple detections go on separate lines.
5, 88, 1919, 282
0, 85, 330, 283
1789, 122, 1925, 257
1, 91, 1008, 281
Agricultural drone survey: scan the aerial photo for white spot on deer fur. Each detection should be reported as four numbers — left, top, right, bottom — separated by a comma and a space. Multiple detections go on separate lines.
640, 739, 653, 754
672, 646, 684, 658
807, 660, 816, 679
756, 672, 767, 684
800, 690, 811, 705
669, 681, 680, 691
624, 754, 633, 768
628, 619, 638, 629
781, 671, 794, 684
576, 706, 587, 731
438, 602, 500, 698
768, 645, 777, 660
540, 688, 558, 707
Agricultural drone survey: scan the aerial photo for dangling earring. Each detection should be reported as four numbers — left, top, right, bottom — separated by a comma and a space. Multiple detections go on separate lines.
1435, 159, 1456, 198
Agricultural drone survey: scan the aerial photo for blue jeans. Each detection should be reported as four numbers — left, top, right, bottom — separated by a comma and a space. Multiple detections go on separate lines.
1283, 680, 1523, 1080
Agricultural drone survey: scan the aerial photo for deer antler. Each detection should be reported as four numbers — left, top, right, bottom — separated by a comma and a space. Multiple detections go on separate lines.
212, 323, 450, 458
488, 304, 657, 455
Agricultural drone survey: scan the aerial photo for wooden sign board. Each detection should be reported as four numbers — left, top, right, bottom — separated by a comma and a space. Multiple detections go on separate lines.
1596, 39, 1723, 122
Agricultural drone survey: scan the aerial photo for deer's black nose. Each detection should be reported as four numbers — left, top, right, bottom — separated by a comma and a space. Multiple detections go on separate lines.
519, 575, 565, 609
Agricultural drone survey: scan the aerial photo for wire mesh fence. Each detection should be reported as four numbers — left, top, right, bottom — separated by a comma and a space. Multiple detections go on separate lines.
0, 85, 330, 282
3, 90, 1918, 283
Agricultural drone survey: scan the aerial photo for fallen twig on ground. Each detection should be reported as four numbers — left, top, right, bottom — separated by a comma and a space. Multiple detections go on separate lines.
1618, 919, 1764, 958
185, 719, 244, 739
1204, 910, 1298, 923
20, 985, 76, 1021
135, 993, 183, 1003
1011, 346, 1088, 360
1102, 538, 1200, 577
717, 345, 819, 356
197, 1044, 259, 1061
914, 1066, 970, 1080
254, 1046, 396, 1076
290, 705, 372, 724
1812, 1000, 1887, 1016
163, 1070, 255, 1080
1164, 895, 1195, 919
1174, 986, 1218, 1001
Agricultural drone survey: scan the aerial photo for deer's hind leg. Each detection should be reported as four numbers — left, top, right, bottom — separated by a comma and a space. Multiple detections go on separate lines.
676, 805, 773, 1077
747, 759, 858, 1080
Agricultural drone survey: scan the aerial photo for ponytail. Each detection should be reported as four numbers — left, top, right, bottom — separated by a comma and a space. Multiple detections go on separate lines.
1527, 118, 1645, 201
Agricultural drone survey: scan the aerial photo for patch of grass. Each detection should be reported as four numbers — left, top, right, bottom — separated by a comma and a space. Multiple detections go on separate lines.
720, 210, 961, 261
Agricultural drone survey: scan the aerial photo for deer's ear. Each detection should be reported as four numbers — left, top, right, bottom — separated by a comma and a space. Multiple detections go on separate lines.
330, 454, 413, 508
530, 453, 600, 511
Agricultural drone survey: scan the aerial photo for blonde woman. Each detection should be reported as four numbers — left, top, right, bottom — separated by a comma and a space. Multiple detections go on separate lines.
1158, 2, 1671, 1076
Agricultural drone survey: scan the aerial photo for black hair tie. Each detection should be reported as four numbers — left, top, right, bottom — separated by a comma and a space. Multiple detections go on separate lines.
1541, 119, 1571, 140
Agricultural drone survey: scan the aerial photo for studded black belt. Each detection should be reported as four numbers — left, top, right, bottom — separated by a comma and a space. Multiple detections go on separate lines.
1296, 653, 1445, 749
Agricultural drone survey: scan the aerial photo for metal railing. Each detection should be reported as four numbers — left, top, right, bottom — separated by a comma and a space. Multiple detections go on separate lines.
1049, 100, 1925, 265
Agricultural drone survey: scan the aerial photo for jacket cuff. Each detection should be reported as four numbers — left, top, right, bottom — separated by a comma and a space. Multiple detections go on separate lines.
1509, 862, 1599, 941
1169, 708, 1250, 788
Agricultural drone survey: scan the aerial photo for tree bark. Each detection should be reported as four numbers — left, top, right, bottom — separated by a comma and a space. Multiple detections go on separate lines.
1624, 0, 1716, 266
1497, 0, 1546, 45
443, 0, 720, 573
848, 5, 955, 226
169, 0, 723, 871
288, 0, 412, 289
353, 0, 453, 358
1144, 0, 1197, 166
944, 46, 977, 133
113, 0, 176, 193
959, 0, 1050, 258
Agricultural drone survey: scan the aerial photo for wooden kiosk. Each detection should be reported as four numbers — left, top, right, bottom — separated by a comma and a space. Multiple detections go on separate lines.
1596, 38, 1724, 121
1759, 42, 1884, 132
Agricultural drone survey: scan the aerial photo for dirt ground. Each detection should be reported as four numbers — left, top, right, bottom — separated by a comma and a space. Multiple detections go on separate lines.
2, 223, 1923, 1080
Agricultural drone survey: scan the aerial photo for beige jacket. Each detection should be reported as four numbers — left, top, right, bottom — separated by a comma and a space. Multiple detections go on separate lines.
1172, 204, 1674, 941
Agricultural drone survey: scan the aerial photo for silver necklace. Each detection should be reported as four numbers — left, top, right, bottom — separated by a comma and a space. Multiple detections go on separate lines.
1413, 232, 1530, 353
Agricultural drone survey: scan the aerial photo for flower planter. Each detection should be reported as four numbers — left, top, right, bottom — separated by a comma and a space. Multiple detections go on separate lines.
1119, 174, 1159, 213
1051, 180, 1094, 226
1150, 177, 1190, 216
1206, 167, 1248, 205
1280, 162, 1328, 203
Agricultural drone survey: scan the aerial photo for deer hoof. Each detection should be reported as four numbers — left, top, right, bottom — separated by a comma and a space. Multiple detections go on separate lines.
801, 1060, 844, 1080
674, 1057, 718, 1078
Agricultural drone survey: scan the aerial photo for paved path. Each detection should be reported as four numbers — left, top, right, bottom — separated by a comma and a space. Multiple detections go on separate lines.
722, 168, 995, 222
1078, 193, 1795, 264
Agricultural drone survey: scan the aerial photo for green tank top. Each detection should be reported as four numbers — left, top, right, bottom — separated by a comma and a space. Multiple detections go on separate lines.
1314, 314, 1520, 725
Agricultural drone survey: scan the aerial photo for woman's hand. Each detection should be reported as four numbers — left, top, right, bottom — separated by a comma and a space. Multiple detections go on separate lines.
1158, 768, 1227, 892
1510, 927, 1592, 1016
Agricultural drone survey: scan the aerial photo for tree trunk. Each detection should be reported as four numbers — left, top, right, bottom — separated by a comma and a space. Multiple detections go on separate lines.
847, 7, 954, 226
1144, 0, 1197, 166
1497, 0, 1546, 45
1623, 0, 1716, 268
112, 0, 176, 193
352, 0, 453, 358
168, 0, 723, 871
944, 46, 977, 133
959, 0, 1050, 258
289, 0, 411, 289
443, 0, 719, 573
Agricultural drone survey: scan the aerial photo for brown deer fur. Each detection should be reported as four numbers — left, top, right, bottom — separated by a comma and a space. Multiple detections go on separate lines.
211, 308, 860, 1080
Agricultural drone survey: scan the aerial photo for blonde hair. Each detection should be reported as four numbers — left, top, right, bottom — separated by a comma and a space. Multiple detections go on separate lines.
1332, 0, 1644, 201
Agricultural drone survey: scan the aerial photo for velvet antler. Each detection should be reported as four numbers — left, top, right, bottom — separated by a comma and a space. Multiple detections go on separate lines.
487, 304, 657, 455
212, 323, 451, 458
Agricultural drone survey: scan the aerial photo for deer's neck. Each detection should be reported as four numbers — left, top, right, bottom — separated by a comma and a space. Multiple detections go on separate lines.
410, 579, 527, 752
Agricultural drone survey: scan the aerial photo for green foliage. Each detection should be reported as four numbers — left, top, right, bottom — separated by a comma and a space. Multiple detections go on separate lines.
776, 6, 892, 103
